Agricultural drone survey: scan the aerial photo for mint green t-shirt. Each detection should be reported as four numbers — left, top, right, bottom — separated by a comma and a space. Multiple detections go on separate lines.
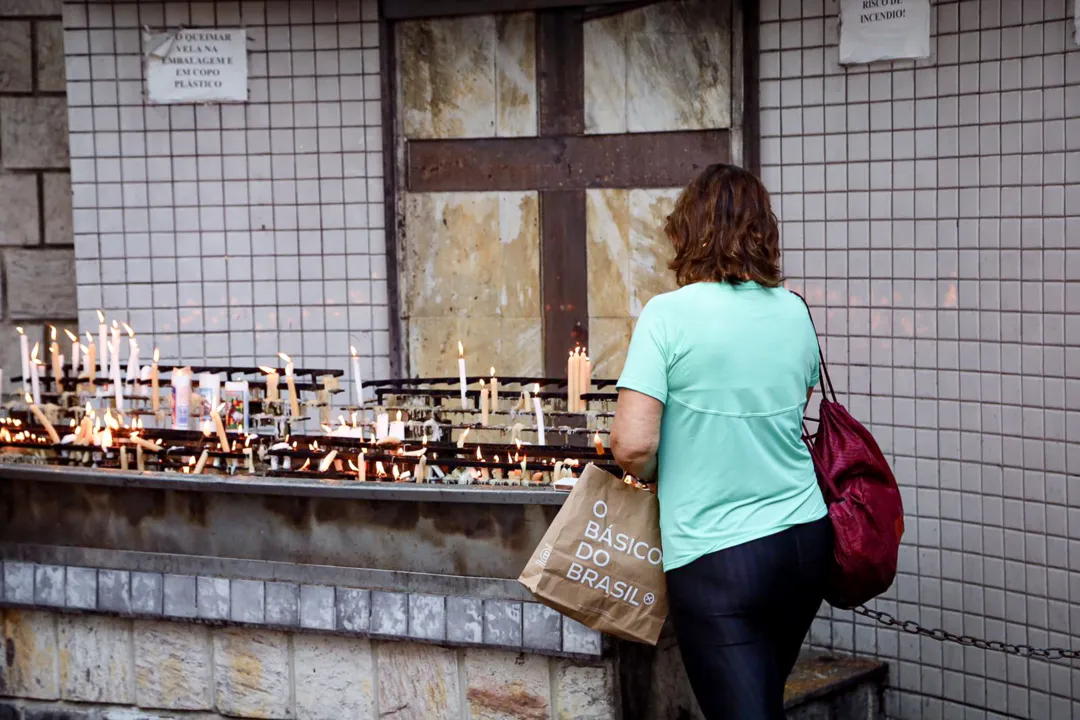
616, 282, 827, 572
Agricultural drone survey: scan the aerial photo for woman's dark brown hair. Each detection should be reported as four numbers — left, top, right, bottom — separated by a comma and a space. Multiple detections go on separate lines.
665, 163, 782, 288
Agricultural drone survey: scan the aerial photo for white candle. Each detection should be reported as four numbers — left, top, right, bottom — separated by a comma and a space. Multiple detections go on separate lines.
17, 327, 30, 394
532, 383, 545, 445
278, 352, 301, 418
83, 340, 95, 388
479, 379, 489, 426
110, 321, 123, 408
351, 345, 364, 408
490, 367, 499, 412
124, 323, 139, 384
97, 310, 108, 380
375, 412, 389, 441
457, 341, 467, 408
65, 329, 80, 380
150, 349, 160, 413
49, 326, 62, 394
29, 346, 41, 406
568, 349, 579, 412
579, 348, 591, 412
388, 410, 405, 441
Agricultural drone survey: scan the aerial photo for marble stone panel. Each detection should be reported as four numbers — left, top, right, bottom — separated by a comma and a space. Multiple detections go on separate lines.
43, 172, 73, 245
408, 316, 543, 380
0, 174, 40, 246
230, 580, 265, 625
588, 318, 634, 379
33, 565, 64, 607
400, 16, 496, 139
35, 20, 66, 92
299, 584, 335, 631
377, 642, 460, 720
586, 189, 631, 318
495, 14, 537, 137
555, 662, 616, 719
0, 96, 70, 169
130, 572, 163, 616
3, 562, 34, 603
1, 609, 59, 700
464, 648, 551, 720
293, 634, 375, 720
583, 0, 732, 134
405, 190, 542, 376
6, 248, 77, 319
628, 188, 680, 315
65, 567, 97, 610
0, 21, 32, 92
213, 628, 292, 719
97, 570, 131, 615
133, 621, 213, 710
335, 587, 370, 633
404, 192, 539, 319
265, 582, 299, 627
446, 596, 483, 645
58, 615, 134, 704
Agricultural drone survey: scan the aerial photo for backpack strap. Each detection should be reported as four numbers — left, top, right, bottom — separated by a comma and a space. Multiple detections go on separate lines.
790, 290, 838, 403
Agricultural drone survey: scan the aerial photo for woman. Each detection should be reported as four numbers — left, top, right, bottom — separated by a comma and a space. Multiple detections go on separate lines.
610, 163, 830, 719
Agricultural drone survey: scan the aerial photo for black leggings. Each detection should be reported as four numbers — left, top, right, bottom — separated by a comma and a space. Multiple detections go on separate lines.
665, 517, 833, 719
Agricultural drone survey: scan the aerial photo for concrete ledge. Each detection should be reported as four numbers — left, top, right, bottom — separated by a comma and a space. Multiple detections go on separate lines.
785, 652, 888, 718
0, 560, 602, 659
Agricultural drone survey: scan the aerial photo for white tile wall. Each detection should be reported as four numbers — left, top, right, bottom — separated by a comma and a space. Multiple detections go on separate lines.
64, 0, 391, 380
762, 1, 1080, 718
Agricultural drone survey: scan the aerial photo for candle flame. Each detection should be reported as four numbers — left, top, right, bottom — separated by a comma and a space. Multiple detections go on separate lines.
123, 322, 134, 338
100, 427, 112, 450
277, 352, 292, 363
475, 446, 482, 460
494, 455, 500, 463
515, 439, 522, 449
112, 320, 119, 330
458, 341, 464, 357
490, 366, 496, 376
79, 344, 88, 354
49, 325, 56, 341
322, 424, 333, 434
16, 326, 23, 335
104, 409, 120, 431
479, 378, 485, 388
24, 392, 32, 405
86, 331, 93, 343
533, 383, 540, 393
64, 329, 77, 342
350, 345, 358, 357
392, 464, 400, 479
30, 342, 39, 362
298, 458, 311, 472
201, 421, 213, 437
153, 348, 160, 363
97, 310, 105, 323
259, 366, 276, 375
375, 461, 386, 477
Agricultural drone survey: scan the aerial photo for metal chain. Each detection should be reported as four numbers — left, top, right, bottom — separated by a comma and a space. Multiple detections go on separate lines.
852, 606, 1080, 661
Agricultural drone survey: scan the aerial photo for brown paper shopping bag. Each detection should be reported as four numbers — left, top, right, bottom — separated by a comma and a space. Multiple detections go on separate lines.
519, 463, 667, 645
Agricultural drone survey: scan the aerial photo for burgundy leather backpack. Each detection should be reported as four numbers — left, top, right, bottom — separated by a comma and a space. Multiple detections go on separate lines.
798, 296, 905, 609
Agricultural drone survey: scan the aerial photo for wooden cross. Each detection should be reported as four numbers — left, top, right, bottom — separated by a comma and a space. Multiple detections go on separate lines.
398, 7, 742, 373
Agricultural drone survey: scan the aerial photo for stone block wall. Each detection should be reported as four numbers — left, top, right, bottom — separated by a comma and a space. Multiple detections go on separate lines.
0, 608, 615, 719
0, 0, 76, 383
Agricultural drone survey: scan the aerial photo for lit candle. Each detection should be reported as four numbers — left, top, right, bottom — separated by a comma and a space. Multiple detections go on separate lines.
490, 367, 499, 412
579, 348, 591, 412
151, 348, 160, 413
375, 411, 389, 441
259, 366, 280, 402
26, 393, 59, 444
29, 343, 41, 405
359, 450, 367, 482
479, 379, 489, 426
318, 449, 338, 473
532, 383, 545, 445
278, 353, 301, 418
351, 345, 364, 408
16, 327, 30, 394
212, 402, 231, 451
97, 310, 107, 380
64, 329, 80, 383
594, 431, 604, 455
456, 427, 470, 448
49, 326, 62, 394
123, 323, 139, 384
567, 349, 579, 412
388, 410, 406, 441
457, 341, 467, 408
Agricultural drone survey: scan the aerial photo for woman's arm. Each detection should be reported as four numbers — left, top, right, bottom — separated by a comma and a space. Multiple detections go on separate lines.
611, 388, 664, 483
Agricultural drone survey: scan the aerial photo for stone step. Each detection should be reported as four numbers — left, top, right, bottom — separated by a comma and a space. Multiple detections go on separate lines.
785, 652, 888, 720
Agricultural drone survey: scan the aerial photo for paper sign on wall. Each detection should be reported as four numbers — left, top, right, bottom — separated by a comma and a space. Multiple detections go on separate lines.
839, 0, 931, 64
147, 28, 247, 103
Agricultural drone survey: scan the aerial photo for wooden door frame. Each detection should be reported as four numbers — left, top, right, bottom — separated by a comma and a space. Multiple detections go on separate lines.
377, 0, 761, 376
